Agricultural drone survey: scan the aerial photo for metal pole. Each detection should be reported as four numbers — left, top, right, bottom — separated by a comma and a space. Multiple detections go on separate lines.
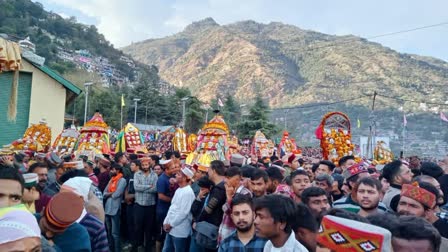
145, 104, 148, 125
134, 100, 138, 124
182, 99, 186, 127
366, 91, 377, 159
284, 109, 288, 130
205, 108, 209, 123
83, 82, 93, 125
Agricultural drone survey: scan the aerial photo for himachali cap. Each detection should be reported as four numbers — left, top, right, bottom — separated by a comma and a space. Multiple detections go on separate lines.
181, 167, 194, 179
401, 182, 436, 209
62, 160, 84, 170
46, 152, 62, 166
230, 153, 246, 166
139, 157, 151, 165
318, 215, 392, 252
343, 162, 368, 180
160, 159, 172, 165
42, 192, 83, 233
99, 158, 111, 167
23, 173, 38, 189
197, 164, 209, 172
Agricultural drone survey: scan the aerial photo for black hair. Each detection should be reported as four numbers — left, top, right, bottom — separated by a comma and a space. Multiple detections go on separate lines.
0, 165, 25, 192
331, 173, 344, 191
382, 160, 402, 184
315, 174, 334, 187
148, 147, 156, 151
291, 203, 318, 232
311, 163, 319, 173
392, 216, 441, 252
129, 154, 138, 161
241, 165, 255, 178
14, 153, 25, 163
319, 160, 336, 172
290, 169, 309, 181
225, 166, 241, 177
356, 177, 382, 192
270, 155, 279, 163
59, 169, 88, 184
254, 194, 297, 234
301, 187, 328, 205
111, 163, 123, 173
266, 167, 284, 182
250, 169, 268, 182
172, 151, 181, 159
298, 158, 305, 167
366, 213, 399, 232
325, 208, 370, 224
197, 176, 213, 189
114, 152, 125, 163
130, 159, 142, 169
420, 162, 444, 179
28, 162, 48, 173
338, 155, 355, 167
150, 155, 160, 165
210, 160, 225, 176
231, 194, 253, 209
79, 155, 88, 163
164, 151, 173, 160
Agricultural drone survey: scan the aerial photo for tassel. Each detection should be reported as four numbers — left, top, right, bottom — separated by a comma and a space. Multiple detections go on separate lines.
7, 70, 19, 122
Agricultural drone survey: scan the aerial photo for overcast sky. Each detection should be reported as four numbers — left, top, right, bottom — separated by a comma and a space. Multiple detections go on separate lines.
37, 0, 448, 61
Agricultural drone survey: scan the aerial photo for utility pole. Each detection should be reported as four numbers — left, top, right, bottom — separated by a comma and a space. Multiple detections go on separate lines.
366, 91, 377, 158
133, 98, 141, 124
83, 82, 93, 125
181, 97, 189, 128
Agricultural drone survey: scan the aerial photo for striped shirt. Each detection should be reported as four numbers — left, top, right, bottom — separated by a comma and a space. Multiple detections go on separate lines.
80, 213, 109, 252
333, 195, 388, 213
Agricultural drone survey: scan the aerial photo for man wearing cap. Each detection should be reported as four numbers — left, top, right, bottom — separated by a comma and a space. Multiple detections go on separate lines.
133, 157, 158, 252
22, 173, 40, 213
397, 182, 448, 238
156, 158, 175, 250
162, 167, 195, 252
382, 160, 413, 212
191, 164, 208, 196
98, 158, 111, 193
45, 152, 62, 184
28, 162, 53, 213
84, 160, 99, 187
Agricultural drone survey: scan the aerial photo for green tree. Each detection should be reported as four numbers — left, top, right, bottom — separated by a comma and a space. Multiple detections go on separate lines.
221, 94, 241, 130
236, 97, 278, 139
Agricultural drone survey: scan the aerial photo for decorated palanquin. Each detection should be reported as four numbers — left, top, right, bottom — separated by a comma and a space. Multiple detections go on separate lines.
186, 113, 230, 164
115, 123, 147, 153
373, 140, 393, 165
316, 112, 355, 164
277, 131, 299, 157
187, 134, 197, 153
251, 130, 275, 158
52, 126, 79, 153
11, 119, 52, 152
227, 134, 240, 155
173, 127, 188, 154
75, 112, 110, 154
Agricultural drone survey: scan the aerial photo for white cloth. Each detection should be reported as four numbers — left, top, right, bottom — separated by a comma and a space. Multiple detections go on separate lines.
263, 232, 308, 252
163, 185, 195, 238
63, 177, 92, 202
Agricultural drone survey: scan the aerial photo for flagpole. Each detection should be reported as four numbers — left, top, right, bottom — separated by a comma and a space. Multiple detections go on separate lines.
402, 125, 406, 157
120, 104, 123, 129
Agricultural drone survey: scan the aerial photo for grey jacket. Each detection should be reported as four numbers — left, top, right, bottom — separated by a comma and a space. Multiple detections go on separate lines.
104, 177, 126, 216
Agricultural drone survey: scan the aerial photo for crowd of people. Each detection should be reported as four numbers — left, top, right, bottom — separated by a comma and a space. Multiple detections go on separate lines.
1, 149, 448, 252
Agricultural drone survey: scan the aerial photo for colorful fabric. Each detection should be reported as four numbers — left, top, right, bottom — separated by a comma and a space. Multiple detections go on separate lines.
108, 173, 123, 193
218, 231, 267, 252
44, 192, 84, 232
401, 182, 436, 209
344, 162, 368, 179
318, 215, 392, 252
0, 204, 40, 245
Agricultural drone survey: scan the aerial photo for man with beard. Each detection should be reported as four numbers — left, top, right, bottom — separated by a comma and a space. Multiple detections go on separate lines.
382, 160, 413, 212
355, 177, 383, 217
301, 187, 330, 221
219, 195, 267, 252
266, 167, 284, 194
28, 162, 52, 213
250, 169, 269, 198
397, 182, 448, 238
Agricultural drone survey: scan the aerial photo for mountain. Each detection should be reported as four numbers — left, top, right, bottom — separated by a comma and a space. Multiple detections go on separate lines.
122, 18, 448, 109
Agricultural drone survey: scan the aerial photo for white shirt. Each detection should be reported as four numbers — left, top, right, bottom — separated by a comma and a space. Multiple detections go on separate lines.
163, 184, 195, 238
263, 232, 308, 252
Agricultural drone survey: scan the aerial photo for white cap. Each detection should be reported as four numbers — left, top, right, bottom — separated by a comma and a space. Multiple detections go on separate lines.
160, 159, 172, 165
181, 167, 194, 179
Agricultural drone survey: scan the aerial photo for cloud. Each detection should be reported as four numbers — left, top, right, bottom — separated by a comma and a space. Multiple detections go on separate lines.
39, 0, 448, 60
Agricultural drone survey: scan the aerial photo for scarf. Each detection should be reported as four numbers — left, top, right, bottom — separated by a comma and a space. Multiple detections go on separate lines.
109, 173, 123, 193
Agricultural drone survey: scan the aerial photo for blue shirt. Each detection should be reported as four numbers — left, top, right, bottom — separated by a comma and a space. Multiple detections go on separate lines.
156, 173, 171, 216
218, 231, 267, 252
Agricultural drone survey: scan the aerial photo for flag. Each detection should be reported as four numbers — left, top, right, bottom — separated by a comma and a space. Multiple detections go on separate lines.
315, 124, 323, 140
121, 94, 125, 107
218, 98, 224, 107
403, 114, 407, 127
441, 111, 448, 122
357, 118, 361, 128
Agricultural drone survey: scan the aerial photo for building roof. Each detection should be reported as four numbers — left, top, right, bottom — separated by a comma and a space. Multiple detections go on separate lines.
26, 59, 82, 95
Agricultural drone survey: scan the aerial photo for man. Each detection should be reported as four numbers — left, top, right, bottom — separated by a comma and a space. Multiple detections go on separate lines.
250, 169, 269, 198
133, 157, 158, 252
0, 165, 24, 207
114, 152, 131, 179
291, 203, 318, 252
219, 195, 267, 252
45, 152, 62, 184
314, 173, 333, 195
104, 164, 127, 252
338, 155, 356, 171
28, 162, 52, 212
84, 160, 99, 187
355, 177, 383, 217
254, 195, 308, 251
414, 175, 445, 206
98, 158, 111, 193
266, 167, 284, 194
397, 182, 448, 238
156, 159, 175, 251
219, 166, 252, 243
191, 164, 208, 196
190, 160, 227, 252
22, 173, 40, 213
302, 162, 314, 182
392, 216, 442, 252
301, 187, 330, 220
162, 167, 195, 252
315, 160, 335, 176
289, 170, 311, 203
382, 160, 413, 212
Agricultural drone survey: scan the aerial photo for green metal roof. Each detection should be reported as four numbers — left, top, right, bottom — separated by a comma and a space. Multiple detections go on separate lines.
26, 59, 82, 95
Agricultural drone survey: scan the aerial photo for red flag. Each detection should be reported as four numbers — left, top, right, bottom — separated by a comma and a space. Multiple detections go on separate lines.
315, 124, 323, 140
441, 111, 448, 122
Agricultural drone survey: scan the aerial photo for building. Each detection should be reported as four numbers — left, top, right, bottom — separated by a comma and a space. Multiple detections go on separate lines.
0, 58, 82, 146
